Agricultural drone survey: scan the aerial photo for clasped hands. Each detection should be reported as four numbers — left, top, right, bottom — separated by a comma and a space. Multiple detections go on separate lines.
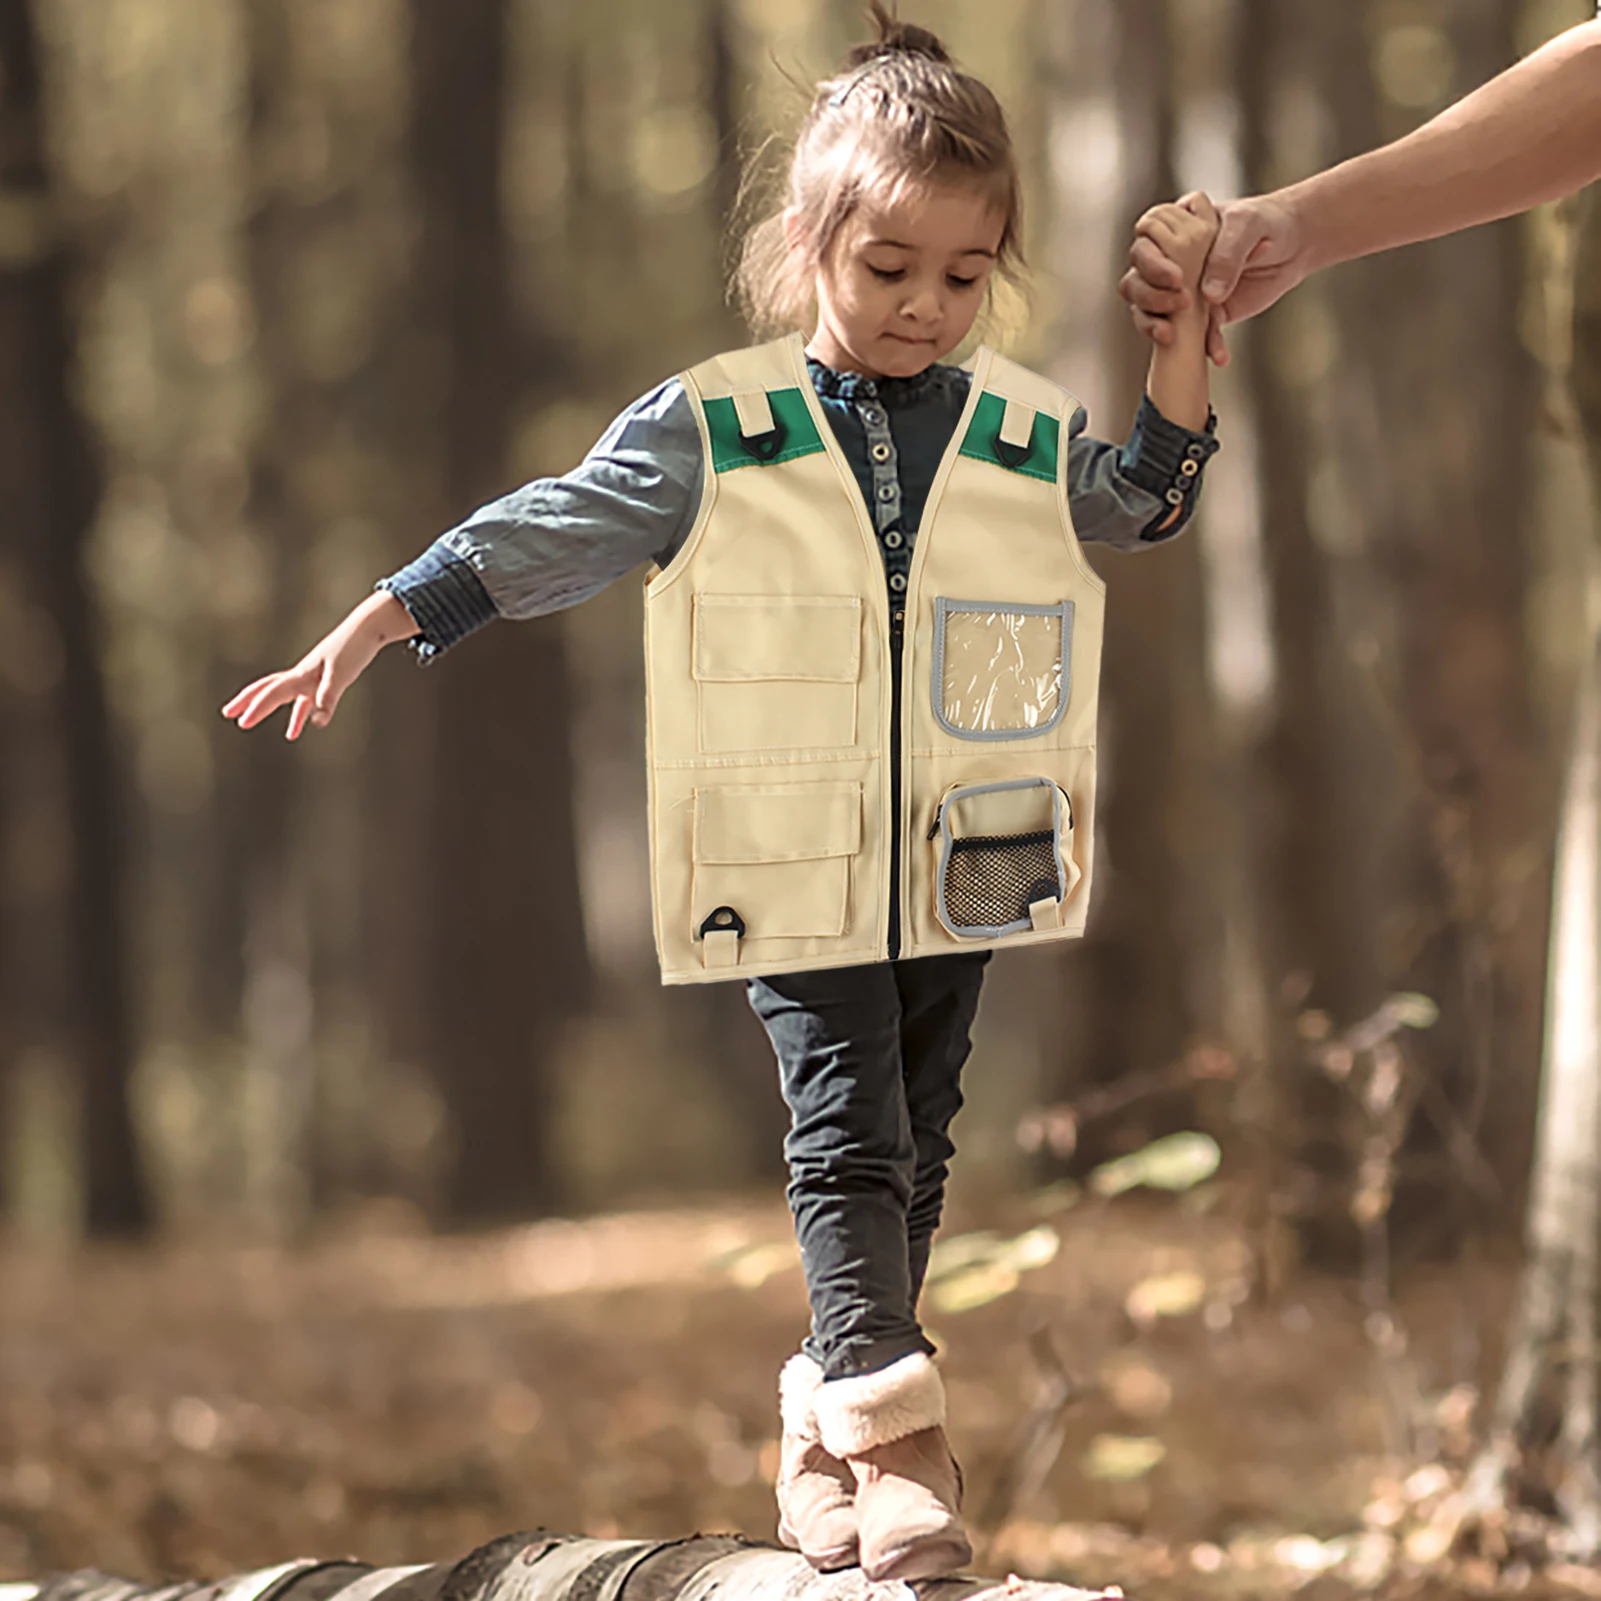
1123, 190, 1307, 366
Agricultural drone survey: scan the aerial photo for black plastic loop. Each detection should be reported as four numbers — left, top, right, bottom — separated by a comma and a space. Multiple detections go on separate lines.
994, 427, 1033, 469
698, 906, 746, 940
740, 421, 787, 462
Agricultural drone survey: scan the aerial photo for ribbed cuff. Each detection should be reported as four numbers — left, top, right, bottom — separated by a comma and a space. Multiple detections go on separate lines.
377, 545, 498, 662
1120, 394, 1220, 543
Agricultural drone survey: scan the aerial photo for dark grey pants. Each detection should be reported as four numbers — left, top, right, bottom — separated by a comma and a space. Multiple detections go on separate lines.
746, 952, 990, 1380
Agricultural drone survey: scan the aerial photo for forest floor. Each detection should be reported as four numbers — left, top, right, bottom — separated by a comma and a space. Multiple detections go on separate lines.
0, 1189, 1588, 1601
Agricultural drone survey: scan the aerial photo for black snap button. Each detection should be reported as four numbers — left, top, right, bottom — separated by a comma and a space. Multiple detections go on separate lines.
871, 442, 892, 462
1180, 459, 1199, 476
877, 483, 896, 501
889, 574, 907, 592
884, 531, 903, 549
1186, 443, 1206, 460
1165, 487, 1185, 505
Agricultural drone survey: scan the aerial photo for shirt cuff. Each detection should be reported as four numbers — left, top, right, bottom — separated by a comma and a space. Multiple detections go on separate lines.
377, 544, 498, 662
1119, 394, 1220, 542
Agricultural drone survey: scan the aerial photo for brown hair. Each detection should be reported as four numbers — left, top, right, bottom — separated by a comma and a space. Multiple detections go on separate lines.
734, 3, 1026, 337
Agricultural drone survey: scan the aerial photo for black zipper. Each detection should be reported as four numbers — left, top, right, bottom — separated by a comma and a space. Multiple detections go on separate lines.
887, 603, 905, 962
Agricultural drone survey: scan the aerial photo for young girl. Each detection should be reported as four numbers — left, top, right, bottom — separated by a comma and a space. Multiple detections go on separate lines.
225, 8, 1220, 1583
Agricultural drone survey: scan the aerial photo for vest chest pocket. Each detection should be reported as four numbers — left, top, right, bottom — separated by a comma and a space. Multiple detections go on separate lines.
932, 777, 1081, 939
693, 594, 860, 752
933, 598, 1073, 740
692, 781, 862, 941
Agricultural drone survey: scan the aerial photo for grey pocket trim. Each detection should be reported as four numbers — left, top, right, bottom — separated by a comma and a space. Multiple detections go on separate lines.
934, 776, 1068, 939
931, 598, 1074, 742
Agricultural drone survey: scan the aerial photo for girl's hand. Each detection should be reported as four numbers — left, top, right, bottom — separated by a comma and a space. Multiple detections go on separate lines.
1122, 191, 1305, 367
222, 590, 418, 740
1131, 191, 1221, 300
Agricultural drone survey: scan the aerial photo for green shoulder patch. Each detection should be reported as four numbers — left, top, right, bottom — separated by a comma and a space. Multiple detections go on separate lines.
703, 388, 826, 473
958, 392, 1061, 484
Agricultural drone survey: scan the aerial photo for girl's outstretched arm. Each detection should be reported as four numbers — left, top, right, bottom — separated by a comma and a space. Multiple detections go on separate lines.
222, 590, 418, 740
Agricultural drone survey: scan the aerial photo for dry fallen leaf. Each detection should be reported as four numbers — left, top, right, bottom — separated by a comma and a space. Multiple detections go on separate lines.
1082, 1434, 1166, 1483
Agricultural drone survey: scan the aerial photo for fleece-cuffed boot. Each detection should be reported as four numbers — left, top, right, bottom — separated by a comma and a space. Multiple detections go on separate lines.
814, 1352, 971, 1582
776, 1354, 859, 1571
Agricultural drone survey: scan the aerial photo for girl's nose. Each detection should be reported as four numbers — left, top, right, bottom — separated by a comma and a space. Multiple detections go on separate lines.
901, 282, 941, 322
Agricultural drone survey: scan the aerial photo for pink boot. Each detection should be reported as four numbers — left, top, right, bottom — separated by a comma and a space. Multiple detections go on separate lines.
775, 1354, 859, 1571
814, 1353, 971, 1582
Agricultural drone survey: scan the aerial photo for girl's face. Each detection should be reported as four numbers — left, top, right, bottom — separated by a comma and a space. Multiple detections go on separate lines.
801, 182, 1005, 378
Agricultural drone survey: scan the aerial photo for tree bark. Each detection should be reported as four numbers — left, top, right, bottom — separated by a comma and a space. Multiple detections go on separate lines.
1241, 2, 1385, 1036
1324, 4, 1544, 1206
0, 0, 149, 1235
1463, 180, 1601, 1548
2, 1532, 1116, 1601
409, 0, 591, 1223
1069, 0, 1205, 1134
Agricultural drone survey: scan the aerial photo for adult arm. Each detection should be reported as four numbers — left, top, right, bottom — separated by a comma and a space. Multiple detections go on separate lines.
1124, 18, 1601, 361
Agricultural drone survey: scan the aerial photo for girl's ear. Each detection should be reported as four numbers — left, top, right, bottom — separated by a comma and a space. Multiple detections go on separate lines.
783, 207, 807, 255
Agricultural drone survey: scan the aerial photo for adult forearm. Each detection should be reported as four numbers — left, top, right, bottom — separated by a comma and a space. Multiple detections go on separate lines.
1283, 20, 1601, 273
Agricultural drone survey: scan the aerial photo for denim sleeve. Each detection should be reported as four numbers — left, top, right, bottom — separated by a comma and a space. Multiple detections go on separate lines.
379, 377, 704, 660
1066, 394, 1220, 552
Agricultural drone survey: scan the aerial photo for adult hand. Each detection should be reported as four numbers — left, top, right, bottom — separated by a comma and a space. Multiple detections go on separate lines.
1120, 192, 1310, 366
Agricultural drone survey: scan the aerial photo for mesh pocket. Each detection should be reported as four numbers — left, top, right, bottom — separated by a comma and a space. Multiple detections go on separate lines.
943, 828, 1060, 931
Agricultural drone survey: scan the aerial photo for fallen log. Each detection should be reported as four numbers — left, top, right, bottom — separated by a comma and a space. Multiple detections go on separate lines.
0, 1530, 1117, 1601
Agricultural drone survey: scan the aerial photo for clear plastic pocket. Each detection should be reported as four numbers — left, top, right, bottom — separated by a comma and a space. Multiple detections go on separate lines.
933, 598, 1072, 740
931, 777, 1078, 938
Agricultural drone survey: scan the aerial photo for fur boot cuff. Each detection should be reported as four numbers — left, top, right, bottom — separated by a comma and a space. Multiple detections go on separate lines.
814, 1352, 946, 1458
780, 1352, 828, 1441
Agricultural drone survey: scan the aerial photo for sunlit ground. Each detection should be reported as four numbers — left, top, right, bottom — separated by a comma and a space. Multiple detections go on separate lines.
0, 1186, 1566, 1600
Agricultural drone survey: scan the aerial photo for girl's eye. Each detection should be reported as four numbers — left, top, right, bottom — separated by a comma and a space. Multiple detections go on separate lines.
947, 275, 978, 290
868, 266, 905, 282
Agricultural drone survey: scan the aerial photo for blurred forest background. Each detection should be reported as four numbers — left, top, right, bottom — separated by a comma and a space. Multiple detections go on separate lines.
5, 0, 1601, 1592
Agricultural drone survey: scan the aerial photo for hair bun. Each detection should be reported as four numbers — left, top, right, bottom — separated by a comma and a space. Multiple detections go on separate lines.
844, 2, 952, 68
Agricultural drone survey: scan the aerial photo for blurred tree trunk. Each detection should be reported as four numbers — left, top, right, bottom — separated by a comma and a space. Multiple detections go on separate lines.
230, 0, 418, 1224
410, 0, 590, 1223
1073, 0, 1205, 1128
1243, 5, 1385, 1033
1465, 180, 1601, 1553
220, 0, 318, 1231
0, 0, 149, 1235
1225, 0, 1397, 1267
1321, 3, 1545, 1206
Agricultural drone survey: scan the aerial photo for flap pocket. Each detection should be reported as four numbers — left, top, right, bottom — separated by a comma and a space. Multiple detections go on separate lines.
695, 782, 862, 864
694, 595, 861, 683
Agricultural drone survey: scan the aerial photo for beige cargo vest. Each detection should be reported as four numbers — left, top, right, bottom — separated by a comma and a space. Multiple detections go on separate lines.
644, 334, 1106, 985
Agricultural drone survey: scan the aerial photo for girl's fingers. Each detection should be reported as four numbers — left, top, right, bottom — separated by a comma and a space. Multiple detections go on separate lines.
285, 694, 314, 742
236, 681, 290, 729
1129, 225, 1185, 286
238, 672, 311, 730
1120, 261, 1191, 317
1133, 308, 1177, 347
222, 675, 278, 717
315, 656, 339, 716
1126, 239, 1191, 304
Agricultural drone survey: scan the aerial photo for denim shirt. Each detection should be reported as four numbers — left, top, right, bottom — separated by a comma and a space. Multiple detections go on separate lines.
382, 358, 1220, 658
